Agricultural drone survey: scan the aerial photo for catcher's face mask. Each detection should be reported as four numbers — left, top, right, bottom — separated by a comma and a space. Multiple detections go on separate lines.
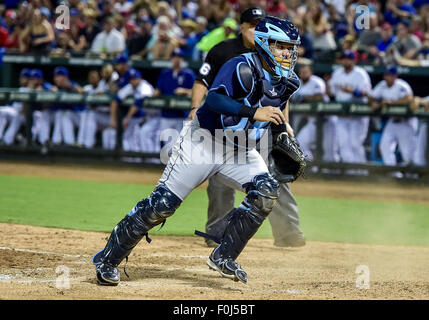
268, 39, 298, 70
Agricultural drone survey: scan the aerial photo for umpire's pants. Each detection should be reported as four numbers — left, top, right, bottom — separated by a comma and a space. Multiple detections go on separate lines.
205, 175, 304, 242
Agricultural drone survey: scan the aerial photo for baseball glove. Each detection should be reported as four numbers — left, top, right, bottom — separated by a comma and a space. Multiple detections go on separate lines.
268, 132, 307, 183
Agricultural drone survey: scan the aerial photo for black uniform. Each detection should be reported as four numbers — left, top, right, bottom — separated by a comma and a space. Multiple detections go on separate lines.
196, 34, 251, 88
197, 34, 306, 248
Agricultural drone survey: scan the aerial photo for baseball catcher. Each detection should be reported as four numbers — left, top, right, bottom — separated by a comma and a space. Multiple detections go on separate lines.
92, 16, 303, 286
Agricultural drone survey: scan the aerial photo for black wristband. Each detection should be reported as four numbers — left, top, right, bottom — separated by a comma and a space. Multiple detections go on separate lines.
237, 105, 257, 118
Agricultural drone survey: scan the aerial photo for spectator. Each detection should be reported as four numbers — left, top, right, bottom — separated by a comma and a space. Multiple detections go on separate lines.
356, 14, 382, 59
0, 24, 9, 47
293, 18, 314, 61
127, 17, 152, 58
79, 8, 102, 51
66, 8, 86, 52
98, 0, 115, 24
207, 0, 232, 28
370, 22, 396, 64
90, 16, 126, 56
303, 2, 337, 51
153, 48, 196, 153
266, 0, 287, 18
114, 0, 133, 16
148, 15, 178, 60
384, 0, 417, 27
399, 30, 429, 66
410, 15, 424, 41
19, 8, 54, 53
386, 19, 422, 65
194, 16, 208, 42
52, 31, 74, 56
177, 18, 198, 59
196, 17, 237, 54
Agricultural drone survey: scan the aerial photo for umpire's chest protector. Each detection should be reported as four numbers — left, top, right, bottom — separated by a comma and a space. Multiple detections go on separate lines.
221, 53, 295, 144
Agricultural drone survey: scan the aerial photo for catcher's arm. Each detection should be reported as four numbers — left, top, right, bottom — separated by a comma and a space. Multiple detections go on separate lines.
283, 100, 295, 137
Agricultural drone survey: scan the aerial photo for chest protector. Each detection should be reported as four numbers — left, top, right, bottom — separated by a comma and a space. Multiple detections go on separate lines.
221, 53, 296, 147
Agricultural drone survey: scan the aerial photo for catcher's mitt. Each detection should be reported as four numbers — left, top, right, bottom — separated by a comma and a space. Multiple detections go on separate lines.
268, 132, 306, 183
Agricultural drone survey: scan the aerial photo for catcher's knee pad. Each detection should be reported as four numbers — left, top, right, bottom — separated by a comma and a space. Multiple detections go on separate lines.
99, 185, 181, 266
214, 174, 280, 261
242, 173, 280, 218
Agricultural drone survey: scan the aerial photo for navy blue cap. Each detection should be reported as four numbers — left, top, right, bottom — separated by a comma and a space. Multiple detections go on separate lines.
30, 68, 43, 79
340, 50, 356, 60
240, 7, 266, 24
114, 53, 128, 64
384, 65, 398, 75
171, 48, 185, 58
53, 66, 69, 77
128, 68, 142, 79
20, 68, 32, 78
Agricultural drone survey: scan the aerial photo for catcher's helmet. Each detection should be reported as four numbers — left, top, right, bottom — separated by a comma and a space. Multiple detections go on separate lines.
254, 16, 300, 79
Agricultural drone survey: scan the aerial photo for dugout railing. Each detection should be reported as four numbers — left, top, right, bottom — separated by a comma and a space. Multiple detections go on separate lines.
0, 89, 428, 181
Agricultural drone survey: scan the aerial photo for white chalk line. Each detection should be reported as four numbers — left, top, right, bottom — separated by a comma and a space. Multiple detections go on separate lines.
0, 246, 90, 259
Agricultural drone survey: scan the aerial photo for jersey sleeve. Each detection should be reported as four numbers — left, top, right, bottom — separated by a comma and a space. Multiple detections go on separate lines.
370, 82, 384, 100
195, 43, 223, 88
398, 80, 413, 97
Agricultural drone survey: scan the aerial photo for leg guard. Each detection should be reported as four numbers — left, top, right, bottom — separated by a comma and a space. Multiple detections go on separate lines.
95, 185, 181, 267
213, 173, 279, 261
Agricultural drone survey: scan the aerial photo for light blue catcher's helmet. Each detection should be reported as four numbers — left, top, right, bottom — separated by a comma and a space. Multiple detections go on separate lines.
254, 16, 300, 79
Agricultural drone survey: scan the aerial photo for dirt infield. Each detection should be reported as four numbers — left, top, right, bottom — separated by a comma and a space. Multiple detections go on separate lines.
1, 160, 429, 300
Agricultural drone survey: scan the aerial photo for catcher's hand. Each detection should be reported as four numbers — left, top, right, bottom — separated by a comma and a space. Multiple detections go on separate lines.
268, 132, 307, 183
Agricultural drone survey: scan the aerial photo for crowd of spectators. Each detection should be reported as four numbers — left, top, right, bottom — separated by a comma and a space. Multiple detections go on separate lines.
0, 0, 429, 66
0, 0, 428, 169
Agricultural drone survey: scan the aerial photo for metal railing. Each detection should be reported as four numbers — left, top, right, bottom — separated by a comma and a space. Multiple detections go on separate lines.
0, 88, 428, 179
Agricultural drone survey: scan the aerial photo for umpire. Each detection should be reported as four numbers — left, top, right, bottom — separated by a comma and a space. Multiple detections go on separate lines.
189, 7, 306, 248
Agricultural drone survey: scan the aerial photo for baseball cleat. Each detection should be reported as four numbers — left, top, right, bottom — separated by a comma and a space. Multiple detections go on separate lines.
207, 255, 248, 284
96, 263, 120, 286
92, 249, 104, 266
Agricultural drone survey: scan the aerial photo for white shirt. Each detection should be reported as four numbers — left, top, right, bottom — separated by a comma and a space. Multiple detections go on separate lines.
329, 66, 372, 102
117, 80, 154, 102
371, 78, 413, 101
295, 75, 328, 101
12, 87, 31, 111
371, 78, 415, 125
90, 29, 125, 54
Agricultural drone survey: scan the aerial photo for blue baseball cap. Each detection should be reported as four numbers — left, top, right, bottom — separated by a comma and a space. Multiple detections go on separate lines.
30, 68, 43, 79
128, 68, 142, 79
340, 50, 356, 60
114, 53, 128, 64
20, 68, 32, 78
384, 65, 398, 75
53, 66, 69, 77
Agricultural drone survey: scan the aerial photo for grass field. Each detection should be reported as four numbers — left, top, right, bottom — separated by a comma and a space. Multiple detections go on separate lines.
2, 174, 429, 247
